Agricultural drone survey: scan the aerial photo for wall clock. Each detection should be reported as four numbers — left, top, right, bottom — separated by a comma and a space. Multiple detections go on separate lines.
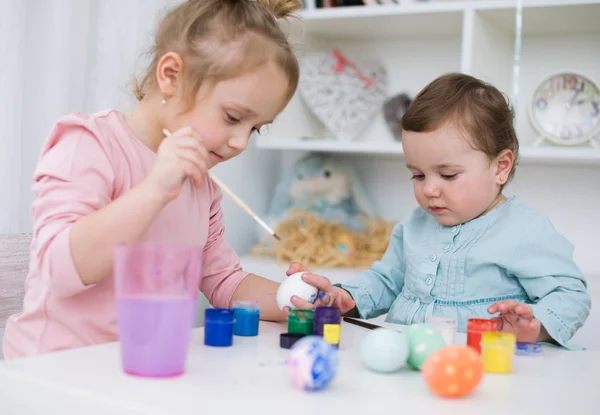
530, 71, 600, 147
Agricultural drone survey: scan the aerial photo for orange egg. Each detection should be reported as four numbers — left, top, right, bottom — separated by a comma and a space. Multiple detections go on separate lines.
422, 345, 484, 398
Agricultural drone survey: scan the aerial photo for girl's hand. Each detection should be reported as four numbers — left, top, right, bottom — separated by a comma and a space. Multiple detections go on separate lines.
145, 126, 210, 203
488, 300, 545, 343
284, 262, 356, 314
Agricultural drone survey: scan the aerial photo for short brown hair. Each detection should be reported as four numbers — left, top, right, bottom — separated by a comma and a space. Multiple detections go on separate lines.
402, 73, 519, 183
134, 0, 303, 109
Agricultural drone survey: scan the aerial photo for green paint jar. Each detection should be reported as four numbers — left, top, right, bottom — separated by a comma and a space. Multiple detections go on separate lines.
288, 309, 315, 335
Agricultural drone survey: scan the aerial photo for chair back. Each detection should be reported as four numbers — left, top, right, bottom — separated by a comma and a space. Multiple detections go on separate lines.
0, 233, 31, 327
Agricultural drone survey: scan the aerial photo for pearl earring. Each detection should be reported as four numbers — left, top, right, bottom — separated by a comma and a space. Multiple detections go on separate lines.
161, 98, 167, 105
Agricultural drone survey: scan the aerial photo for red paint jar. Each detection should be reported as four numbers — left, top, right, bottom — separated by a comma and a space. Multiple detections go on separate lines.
467, 318, 499, 354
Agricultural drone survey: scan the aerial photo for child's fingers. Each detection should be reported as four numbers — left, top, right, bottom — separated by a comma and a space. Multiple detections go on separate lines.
173, 136, 210, 161
488, 299, 521, 314
177, 148, 208, 172
180, 159, 205, 188
286, 262, 308, 276
514, 304, 534, 319
516, 318, 541, 343
339, 295, 356, 314
290, 295, 317, 310
301, 273, 333, 293
178, 151, 208, 187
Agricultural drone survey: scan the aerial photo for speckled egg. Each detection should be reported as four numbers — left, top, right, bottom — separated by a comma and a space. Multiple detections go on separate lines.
360, 328, 409, 373
404, 323, 446, 370
422, 345, 484, 398
287, 336, 338, 391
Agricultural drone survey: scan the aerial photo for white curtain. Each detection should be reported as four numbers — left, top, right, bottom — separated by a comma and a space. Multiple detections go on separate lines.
0, 0, 181, 233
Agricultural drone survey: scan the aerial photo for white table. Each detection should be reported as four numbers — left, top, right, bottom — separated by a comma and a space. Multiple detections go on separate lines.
0, 320, 598, 415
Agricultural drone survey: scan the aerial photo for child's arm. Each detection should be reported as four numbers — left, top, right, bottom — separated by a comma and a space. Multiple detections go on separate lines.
495, 216, 591, 348
231, 273, 286, 321
337, 223, 406, 319
32, 118, 209, 296
30, 120, 157, 297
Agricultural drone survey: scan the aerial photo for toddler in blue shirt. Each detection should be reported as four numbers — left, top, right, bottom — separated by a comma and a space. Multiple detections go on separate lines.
287, 73, 591, 349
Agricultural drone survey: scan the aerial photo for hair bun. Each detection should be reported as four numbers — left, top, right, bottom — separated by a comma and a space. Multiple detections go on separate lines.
254, 0, 303, 19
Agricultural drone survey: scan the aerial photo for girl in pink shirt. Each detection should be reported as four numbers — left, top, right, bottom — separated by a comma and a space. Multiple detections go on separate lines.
3, 0, 305, 359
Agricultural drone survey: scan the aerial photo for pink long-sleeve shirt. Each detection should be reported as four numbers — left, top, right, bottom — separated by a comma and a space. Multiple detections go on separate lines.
2, 109, 249, 359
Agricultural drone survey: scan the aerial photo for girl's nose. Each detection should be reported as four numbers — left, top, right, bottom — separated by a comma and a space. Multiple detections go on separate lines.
228, 134, 249, 151
423, 180, 441, 197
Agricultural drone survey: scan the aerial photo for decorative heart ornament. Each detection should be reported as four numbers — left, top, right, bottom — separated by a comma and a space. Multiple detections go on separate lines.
298, 49, 387, 141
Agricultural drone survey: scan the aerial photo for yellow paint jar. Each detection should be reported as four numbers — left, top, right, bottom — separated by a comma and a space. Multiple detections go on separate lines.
481, 332, 516, 374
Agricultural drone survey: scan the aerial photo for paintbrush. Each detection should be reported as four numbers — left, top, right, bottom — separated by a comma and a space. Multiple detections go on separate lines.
162, 129, 281, 241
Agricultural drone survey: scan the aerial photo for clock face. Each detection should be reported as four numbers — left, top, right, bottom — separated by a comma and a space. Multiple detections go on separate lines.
531, 72, 600, 145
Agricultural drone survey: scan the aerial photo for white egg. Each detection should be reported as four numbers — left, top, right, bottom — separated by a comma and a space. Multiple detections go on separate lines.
360, 328, 409, 373
276, 272, 318, 311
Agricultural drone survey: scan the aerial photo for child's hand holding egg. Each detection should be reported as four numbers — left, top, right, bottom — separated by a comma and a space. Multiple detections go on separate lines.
276, 271, 318, 311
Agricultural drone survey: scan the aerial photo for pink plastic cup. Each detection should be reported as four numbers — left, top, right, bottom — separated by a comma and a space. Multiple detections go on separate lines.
114, 242, 202, 378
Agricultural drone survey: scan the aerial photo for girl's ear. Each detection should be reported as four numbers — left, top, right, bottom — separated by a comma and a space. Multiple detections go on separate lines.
156, 52, 184, 100
495, 149, 514, 184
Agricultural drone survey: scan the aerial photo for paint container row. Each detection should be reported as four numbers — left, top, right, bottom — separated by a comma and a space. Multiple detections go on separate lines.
280, 307, 342, 349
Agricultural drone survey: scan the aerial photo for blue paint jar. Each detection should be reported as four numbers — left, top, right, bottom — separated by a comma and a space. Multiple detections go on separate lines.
232, 301, 260, 336
204, 308, 235, 347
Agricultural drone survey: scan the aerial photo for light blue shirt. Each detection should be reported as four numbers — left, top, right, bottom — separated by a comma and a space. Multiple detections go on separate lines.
341, 196, 591, 350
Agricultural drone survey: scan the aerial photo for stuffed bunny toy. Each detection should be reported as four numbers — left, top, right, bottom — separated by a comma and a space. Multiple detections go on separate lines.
265, 153, 378, 233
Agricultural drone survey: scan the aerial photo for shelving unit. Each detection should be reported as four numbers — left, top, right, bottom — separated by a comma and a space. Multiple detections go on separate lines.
246, 0, 600, 277
257, 136, 600, 165
265, 0, 600, 165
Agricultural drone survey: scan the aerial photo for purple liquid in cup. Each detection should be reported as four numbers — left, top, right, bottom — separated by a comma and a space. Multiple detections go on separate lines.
114, 243, 202, 378
118, 296, 196, 377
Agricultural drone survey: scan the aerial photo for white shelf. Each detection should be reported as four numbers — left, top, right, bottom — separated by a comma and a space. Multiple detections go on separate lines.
256, 136, 404, 154
257, 136, 600, 166
300, 3, 464, 40
299, 0, 600, 39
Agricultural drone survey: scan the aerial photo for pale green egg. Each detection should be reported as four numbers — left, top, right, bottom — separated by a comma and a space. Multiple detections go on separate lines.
360, 328, 409, 373
404, 323, 446, 370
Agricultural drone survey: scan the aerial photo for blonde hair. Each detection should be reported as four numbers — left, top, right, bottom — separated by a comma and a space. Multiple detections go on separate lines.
402, 73, 520, 184
134, 0, 302, 108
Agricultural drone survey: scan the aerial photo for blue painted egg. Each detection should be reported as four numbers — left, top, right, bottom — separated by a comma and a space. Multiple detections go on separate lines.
287, 336, 338, 391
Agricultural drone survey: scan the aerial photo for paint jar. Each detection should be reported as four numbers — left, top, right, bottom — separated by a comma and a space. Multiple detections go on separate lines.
204, 308, 235, 347
314, 307, 341, 348
288, 309, 315, 335
232, 301, 260, 337
516, 341, 542, 356
481, 332, 517, 374
426, 316, 457, 345
466, 318, 499, 354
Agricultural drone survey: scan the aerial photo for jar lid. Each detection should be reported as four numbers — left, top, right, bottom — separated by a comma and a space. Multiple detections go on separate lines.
205, 308, 235, 324
280, 332, 306, 349
288, 309, 315, 323
232, 300, 260, 312
467, 318, 499, 332
516, 341, 542, 355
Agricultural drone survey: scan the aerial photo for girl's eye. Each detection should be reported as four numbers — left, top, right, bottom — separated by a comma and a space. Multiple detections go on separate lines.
226, 113, 239, 124
441, 174, 458, 180
411, 174, 425, 181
